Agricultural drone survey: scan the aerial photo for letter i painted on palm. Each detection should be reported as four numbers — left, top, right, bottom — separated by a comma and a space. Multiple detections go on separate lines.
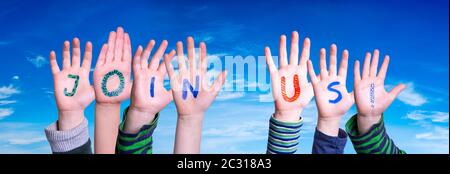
182, 75, 199, 100
150, 77, 155, 97
281, 74, 301, 102
64, 74, 80, 97
327, 81, 342, 104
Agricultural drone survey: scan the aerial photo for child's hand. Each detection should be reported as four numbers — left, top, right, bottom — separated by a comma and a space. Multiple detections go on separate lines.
165, 37, 226, 153
353, 50, 405, 134
124, 40, 172, 134
50, 38, 95, 130
307, 44, 354, 136
265, 31, 314, 122
93, 27, 132, 104
164, 37, 227, 118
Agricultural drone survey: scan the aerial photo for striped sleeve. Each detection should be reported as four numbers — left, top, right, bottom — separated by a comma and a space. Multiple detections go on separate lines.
345, 114, 406, 154
116, 107, 159, 154
267, 114, 303, 154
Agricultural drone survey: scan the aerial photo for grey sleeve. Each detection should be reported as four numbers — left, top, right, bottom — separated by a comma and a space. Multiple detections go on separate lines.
44, 118, 91, 153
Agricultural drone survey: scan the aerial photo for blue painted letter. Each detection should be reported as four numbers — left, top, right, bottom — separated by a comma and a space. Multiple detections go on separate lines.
150, 77, 155, 97
327, 81, 342, 104
182, 76, 199, 100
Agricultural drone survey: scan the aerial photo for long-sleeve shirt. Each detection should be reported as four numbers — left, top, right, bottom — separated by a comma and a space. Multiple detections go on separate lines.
116, 107, 159, 154
44, 107, 159, 154
44, 117, 92, 154
345, 114, 406, 154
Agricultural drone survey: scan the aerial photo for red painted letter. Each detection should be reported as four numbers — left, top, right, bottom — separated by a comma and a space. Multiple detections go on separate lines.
281, 74, 300, 102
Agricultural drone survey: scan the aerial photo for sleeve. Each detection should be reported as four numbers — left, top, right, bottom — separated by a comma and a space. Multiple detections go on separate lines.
345, 114, 406, 154
44, 117, 92, 154
266, 114, 303, 154
312, 128, 347, 154
116, 107, 159, 154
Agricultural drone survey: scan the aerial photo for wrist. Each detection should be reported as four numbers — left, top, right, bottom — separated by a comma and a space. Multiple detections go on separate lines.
57, 110, 84, 131
317, 117, 341, 137
274, 109, 302, 122
178, 112, 205, 123
356, 114, 382, 135
123, 107, 157, 134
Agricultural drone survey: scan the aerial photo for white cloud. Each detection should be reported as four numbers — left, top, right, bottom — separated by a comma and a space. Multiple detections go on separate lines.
0, 84, 20, 99
0, 108, 14, 119
395, 82, 427, 106
406, 110, 449, 123
27, 55, 48, 68
0, 100, 16, 105
12, 76, 19, 80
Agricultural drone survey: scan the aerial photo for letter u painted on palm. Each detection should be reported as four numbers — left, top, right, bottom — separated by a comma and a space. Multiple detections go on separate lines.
182, 76, 199, 100
281, 74, 301, 102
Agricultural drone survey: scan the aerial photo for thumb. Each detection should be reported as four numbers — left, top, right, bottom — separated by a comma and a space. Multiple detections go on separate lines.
211, 70, 227, 96
388, 83, 406, 102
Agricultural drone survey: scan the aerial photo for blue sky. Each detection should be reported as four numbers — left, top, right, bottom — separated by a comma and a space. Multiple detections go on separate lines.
0, 0, 448, 153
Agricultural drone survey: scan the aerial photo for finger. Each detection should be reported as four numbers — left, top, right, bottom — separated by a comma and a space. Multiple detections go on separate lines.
279, 35, 288, 68
71, 38, 81, 68
133, 45, 143, 70
388, 84, 406, 102
158, 61, 167, 76
95, 44, 108, 67
289, 31, 299, 65
62, 41, 71, 70
122, 33, 132, 62
187, 37, 197, 82
377, 55, 390, 81
329, 44, 337, 76
141, 40, 155, 69
354, 60, 361, 85
338, 49, 349, 79
369, 49, 379, 77
176, 41, 187, 72
299, 37, 311, 67
349, 91, 355, 103
362, 52, 371, 79
199, 42, 208, 77
114, 27, 124, 62
49, 51, 60, 74
164, 50, 176, 78
319, 48, 328, 80
149, 40, 168, 70
105, 31, 116, 63
81, 41, 93, 71
307, 60, 318, 84
265, 47, 277, 73
211, 71, 227, 95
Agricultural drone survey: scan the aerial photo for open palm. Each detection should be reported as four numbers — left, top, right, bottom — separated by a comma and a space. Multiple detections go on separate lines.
265, 31, 314, 121
50, 38, 94, 111
164, 37, 227, 116
307, 44, 354, 120
130, 39, 172, 115
93, 27, 132, 104
353, 50, 405, 118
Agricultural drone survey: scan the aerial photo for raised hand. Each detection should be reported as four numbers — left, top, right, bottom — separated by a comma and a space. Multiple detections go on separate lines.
93, 27, 132, 104
307, 44, 354, 136
124, 39, 172, 134
164, 37, 227, 153
265, 31, 314, 122
92, 27, 132, 154
353, 49, 405, 134
49, 38, 94, 130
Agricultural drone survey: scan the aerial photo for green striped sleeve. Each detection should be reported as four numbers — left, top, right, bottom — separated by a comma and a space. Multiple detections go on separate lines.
267, 114, 303, 154
345, 114, 406, 154
116, 107, 158, 154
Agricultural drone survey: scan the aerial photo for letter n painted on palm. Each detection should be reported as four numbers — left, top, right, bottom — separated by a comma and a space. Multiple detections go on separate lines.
182, 75, 199, 100
327, 81, 342, 104
281, 74, 300, 102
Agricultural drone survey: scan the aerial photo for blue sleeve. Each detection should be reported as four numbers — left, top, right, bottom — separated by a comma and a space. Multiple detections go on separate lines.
312, 128, 347, 154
